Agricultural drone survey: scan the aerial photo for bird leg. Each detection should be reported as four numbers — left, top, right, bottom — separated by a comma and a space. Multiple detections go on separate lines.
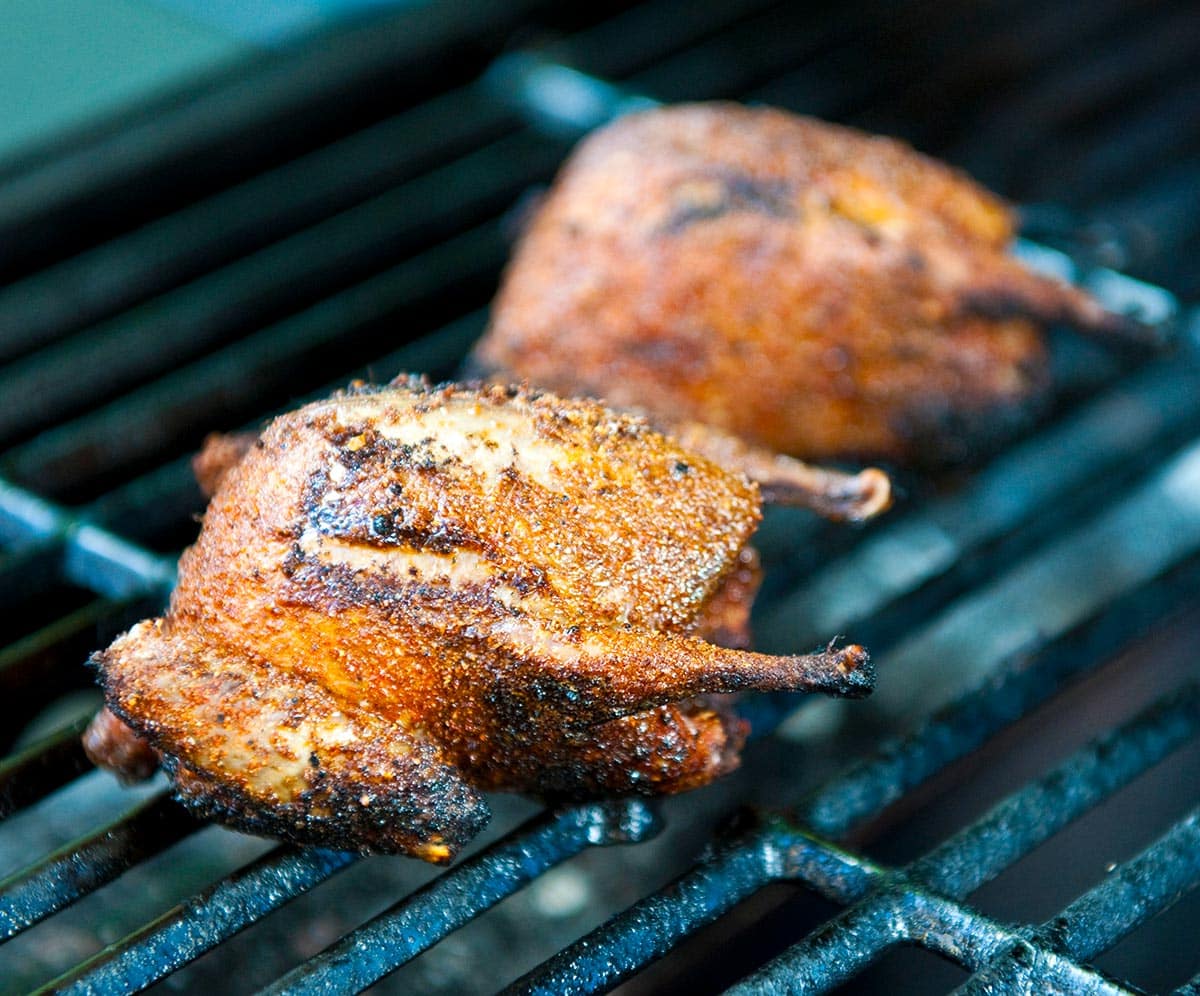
955, 250, 1167, 352
82, 706, 159, 782
192, 431, 258, 498
486, 618, 873, 729
667, 419, 892, 521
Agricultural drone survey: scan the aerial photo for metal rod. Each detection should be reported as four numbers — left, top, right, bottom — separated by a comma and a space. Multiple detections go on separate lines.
0, 0, 788, 362
265, 801, 660, 996
730, 685, 1200, 994
78, 311, 489, 545
0, 477, 174, 597
730, 882, 1137, 996
911, 685, 1200, 898
956, 807, 1200, 993
506, 594, 1200, 993
501, 824, 778, 996
0, 597, 147, 686
42, 845, 357, 996
866, 433, 1200, 723
757, 345, 1196, 655
2, 224, 508, 497
0, 718, 92, 820
796, 550, 1200, 839
0, 88, 518, 363
0, 792, 198, 939
0, 131, 562, 451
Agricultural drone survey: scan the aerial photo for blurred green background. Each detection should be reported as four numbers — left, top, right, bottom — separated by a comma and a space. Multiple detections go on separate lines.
0, 0, 412, 166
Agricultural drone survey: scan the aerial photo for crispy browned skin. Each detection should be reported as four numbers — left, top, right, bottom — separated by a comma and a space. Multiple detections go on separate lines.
474, 103, 1149, 465
191, 422, 891, 522
90, 380, 872, 861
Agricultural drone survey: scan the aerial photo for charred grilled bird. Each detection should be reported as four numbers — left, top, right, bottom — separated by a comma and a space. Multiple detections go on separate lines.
86, 379, 874, 862
473, 103, 1153, 465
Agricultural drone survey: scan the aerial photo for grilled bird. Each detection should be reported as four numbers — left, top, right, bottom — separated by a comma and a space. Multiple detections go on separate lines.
86, 380, 873, 862
473, 103, 1153, 465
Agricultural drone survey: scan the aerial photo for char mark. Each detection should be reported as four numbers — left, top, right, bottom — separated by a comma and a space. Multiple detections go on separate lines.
663, 172, 795, 234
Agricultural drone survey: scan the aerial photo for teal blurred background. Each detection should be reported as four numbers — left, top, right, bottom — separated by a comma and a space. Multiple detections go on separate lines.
0, 0, 413, 165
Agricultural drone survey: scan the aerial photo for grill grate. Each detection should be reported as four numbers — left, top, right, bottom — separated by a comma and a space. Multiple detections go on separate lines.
2, 1, 1200, 992
507, 560, 1200, 995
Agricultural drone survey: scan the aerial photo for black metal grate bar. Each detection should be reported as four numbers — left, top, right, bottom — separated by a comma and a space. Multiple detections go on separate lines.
731, 886, 1137, 996
964, 6, 1200, 203
1176, 970, 1200, 994
0, 86, 521, 365
957, 807, 1200, 992
503, 821, 783, 996
861, 430, 1200, 723
0, 596, 156, 744
0, 0, 787, 369
23, 791, 660, 995
41, 845, 358, 996
0, 157, 534, 450
757, 0, 1136, 135
0, 597, 148, 681
910, 686, 1200, 898
0, 222, 512, 496
263, 801, 660, 996
730, 893, 1131, 995
799, 553, 1200, 841
615, 0, 925, 107
538, 0, 781, 78
0, 0, 782, 365
76, 310, 490, 548
0, 792, 199, 940
0, 478, 174, 598
723, 686, 1200, 993
759, 339, 1197, 650
503, 556, 1200, 993
0, 718, 91, 820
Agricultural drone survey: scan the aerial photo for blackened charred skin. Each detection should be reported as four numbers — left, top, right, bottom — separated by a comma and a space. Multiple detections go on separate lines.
300, 459, 494, 559
662, 171, 794, 234
828, 643, 874, 699
364, 511, 482, 555
164, 753, 489, 861
280, 559, 510, 635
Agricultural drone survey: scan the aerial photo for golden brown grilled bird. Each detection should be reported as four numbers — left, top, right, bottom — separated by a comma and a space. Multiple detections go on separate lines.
473, 103, 1151, 465
86, 379, 873, 862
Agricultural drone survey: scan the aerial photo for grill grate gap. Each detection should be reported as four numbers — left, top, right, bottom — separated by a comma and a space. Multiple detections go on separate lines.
1095, 886, 1200, 993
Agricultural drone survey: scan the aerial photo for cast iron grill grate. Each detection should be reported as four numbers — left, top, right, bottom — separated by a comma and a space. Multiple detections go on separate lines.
1, 2, 1199, 992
